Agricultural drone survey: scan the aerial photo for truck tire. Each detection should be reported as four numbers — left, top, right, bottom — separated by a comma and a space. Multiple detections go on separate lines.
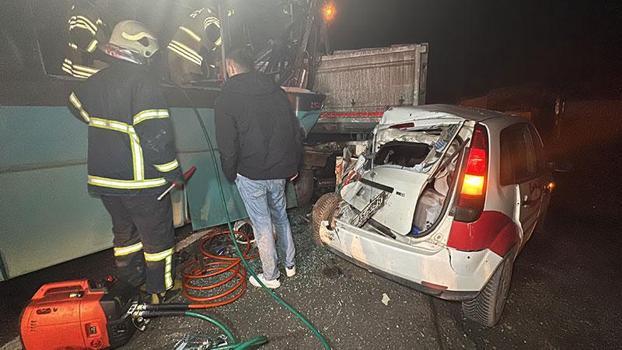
311, 193, 340, 246
294, 169, 314, 207
462, 252, 516, 327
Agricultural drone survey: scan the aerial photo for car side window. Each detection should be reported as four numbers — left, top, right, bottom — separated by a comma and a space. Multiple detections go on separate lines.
500, 123, 538, 185
528, 124, 546, 173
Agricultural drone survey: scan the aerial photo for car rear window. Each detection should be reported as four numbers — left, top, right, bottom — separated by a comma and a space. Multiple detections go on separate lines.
373, 141, 431, 167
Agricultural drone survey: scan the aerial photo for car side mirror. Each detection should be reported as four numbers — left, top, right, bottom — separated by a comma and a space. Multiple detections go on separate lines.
547, 160, 573, 173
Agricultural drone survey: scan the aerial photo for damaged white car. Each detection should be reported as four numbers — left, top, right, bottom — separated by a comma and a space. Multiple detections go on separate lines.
312, 104, 554, 326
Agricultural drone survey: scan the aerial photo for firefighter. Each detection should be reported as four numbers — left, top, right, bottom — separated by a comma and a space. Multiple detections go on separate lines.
67, 20, 183, 303
167, 6, 222, 85
63, 0, 109, 79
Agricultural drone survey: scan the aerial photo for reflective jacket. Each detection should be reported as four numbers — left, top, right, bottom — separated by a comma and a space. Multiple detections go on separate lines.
167, 7, 221, 83
63, 0, 108, 79
68, 60, 182, 195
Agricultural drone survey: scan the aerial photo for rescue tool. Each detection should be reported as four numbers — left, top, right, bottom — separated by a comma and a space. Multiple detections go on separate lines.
20, 278, 268, 349
158, 166, 197, 201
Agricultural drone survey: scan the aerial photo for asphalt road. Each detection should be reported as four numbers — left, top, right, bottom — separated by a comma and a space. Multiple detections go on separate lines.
2, 101, 621, 349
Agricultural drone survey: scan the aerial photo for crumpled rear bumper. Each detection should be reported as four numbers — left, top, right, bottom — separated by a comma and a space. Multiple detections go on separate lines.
319, 219, 504, 300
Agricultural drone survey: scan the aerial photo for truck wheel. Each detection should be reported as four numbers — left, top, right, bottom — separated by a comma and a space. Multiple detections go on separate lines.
294, 169, 314, 207
462, 252, 516, 327
311, 193, 340, 246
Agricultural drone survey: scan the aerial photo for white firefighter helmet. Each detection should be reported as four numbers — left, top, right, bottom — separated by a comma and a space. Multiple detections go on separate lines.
104, 20, 159, 64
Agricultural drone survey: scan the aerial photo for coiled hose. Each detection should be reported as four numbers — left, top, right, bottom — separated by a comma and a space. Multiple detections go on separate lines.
182, 229, 256, 308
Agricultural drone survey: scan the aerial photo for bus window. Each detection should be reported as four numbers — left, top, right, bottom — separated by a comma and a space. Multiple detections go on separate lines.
0, 1, 43, 81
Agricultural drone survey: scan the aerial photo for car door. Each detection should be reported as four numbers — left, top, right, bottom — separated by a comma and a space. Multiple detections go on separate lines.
500, 123, 546, 245
527, 124, 553, 234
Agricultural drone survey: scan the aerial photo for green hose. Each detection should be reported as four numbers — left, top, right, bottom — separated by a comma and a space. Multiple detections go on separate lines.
184, 311, 237, 344
184, 90, 331, 350
183, 311, 269, 349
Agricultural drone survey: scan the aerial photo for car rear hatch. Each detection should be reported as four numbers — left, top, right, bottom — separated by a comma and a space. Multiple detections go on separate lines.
340, 109, 476, 237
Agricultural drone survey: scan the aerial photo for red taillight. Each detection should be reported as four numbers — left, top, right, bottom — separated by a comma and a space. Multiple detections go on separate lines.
455, 124, 488, 222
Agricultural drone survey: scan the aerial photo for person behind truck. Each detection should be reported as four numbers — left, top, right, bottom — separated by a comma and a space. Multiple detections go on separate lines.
167, 6, 222, 85
67, 20, 184, 304
62, 0, 109, 79
215, 47, 302, 289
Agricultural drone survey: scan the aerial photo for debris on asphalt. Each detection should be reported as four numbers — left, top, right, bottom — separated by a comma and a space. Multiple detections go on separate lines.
382, 293, 390, 305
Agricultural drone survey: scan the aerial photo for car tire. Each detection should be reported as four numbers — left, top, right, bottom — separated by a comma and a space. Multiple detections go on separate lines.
311, 193, 340, 246
462, 251, 516, 327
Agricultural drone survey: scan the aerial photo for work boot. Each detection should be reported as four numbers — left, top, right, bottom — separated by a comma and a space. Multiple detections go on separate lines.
148, 279, 183, 304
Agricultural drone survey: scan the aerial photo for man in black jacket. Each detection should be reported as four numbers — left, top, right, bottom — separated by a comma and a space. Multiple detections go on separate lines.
215, 48, 302, 289
68, 20, 182, 303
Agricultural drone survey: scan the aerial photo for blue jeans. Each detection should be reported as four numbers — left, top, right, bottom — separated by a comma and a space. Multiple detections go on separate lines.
235, 174, 296, 281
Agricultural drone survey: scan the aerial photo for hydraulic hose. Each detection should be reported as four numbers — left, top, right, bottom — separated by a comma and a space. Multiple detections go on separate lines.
138, 308, 268, 349
182, 230, 256, 308
184, 311, 237, 343
180, 88, 331, 349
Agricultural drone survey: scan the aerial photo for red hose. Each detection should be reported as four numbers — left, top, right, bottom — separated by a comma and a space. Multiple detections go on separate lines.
182, 229, 257, 309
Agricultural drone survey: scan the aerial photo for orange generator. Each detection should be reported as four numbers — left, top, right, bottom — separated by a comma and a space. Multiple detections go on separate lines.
20, 279, 137, 350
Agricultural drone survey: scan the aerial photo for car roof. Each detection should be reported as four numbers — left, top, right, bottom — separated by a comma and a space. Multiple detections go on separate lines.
380, 104, 522, 126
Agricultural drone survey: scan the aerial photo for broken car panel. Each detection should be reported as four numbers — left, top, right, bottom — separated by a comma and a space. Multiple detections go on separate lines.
318, 104, 553, 326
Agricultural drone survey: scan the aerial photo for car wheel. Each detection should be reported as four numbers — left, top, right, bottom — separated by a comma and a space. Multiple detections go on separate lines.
462, 251, 516, 327
311, 193, 340, 246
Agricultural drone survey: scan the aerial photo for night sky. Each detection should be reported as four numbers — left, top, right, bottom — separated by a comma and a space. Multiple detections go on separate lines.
327, 0, 622, 102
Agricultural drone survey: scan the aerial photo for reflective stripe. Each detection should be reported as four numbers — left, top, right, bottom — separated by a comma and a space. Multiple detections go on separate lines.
69, 21, 96, 36
69, 92, 91, 122
203, 17, 220, 30
114, 242, 143, 256
144, 248, 174, 262
133, 109, 169, 125
203, 17, 222, 47
79, 110, 90, 121
88, 117, 145, 180
74, 15, 98, 32
168, 40, 202, 66
154, 159, 179, 172
168, 45, 201, 66
164, 255, 173, 290
68, 92, 82, 108
121, 31, 156, 41
68, 42, 78, 50
129, 130, 144, 180
62, 65, 74, 76
167, 43, 202, 66
73, 64, 98, 74
170, 40, 202, 60
90, 117, 132, 133
68, 16, 97, 35
88, 175, 167, 189
62, 63, 91, 79
86, 39, 98, 53
179, 26, 201, 42
63, 59, 99, 79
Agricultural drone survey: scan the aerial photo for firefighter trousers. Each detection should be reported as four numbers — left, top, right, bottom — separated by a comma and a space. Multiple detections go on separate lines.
101, 194, 175, 294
